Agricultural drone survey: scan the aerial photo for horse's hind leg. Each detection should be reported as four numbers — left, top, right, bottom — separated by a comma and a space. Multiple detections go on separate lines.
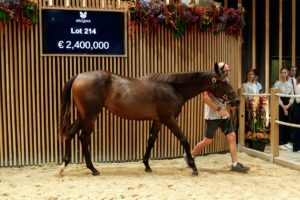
143, 121, 161, 172
163, 117, 198, 176
59, 118, 83, 175
79, 120, 100, 176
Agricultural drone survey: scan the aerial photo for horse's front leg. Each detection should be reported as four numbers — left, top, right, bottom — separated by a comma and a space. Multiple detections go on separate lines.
59, 119, 82, 175
79, 124, 100, 176
164, 117, 198, 176
143, 121, 162, 172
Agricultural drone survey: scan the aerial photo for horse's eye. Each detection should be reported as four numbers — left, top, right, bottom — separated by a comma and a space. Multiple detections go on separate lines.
212, 77, 217, 83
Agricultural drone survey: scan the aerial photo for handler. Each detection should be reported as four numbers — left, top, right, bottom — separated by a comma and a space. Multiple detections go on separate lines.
184, 62, 250, 173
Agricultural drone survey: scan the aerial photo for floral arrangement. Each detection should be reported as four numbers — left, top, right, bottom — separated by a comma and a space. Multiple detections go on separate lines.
0, 0, 39, 29
129, 0, 245, 38
245, 96, 270, 143
246, 131, 270, 143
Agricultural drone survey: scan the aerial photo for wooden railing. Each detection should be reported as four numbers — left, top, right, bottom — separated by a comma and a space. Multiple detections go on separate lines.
238, 88, 279, 160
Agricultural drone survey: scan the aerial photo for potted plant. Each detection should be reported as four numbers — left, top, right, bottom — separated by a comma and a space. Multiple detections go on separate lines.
245, 96, 270, 152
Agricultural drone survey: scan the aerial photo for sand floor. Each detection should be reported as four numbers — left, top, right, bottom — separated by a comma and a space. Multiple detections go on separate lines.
0, 152, 300, 200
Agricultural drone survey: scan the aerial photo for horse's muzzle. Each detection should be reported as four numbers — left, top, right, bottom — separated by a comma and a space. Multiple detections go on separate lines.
229, 99, 240, 107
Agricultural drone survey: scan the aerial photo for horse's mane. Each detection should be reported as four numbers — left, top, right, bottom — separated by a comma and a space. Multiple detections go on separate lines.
142, 71, 214, 84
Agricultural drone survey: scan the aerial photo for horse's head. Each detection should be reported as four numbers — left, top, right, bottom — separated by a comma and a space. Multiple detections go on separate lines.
209, 62, 240, 107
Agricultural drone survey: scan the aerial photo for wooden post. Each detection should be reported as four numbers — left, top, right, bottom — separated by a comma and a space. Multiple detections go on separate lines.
252, 0, 256, 68
238, 88, 245, 149
279, 0, 282, 70
292, 0, 296, 66
265, 0, 270, 92
270, 88, 279, 157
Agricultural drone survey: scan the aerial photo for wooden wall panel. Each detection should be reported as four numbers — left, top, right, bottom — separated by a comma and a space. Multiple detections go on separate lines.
0, 0, 241, 167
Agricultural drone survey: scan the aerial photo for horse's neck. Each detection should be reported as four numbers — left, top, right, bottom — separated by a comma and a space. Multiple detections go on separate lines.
176, 76, 212, 101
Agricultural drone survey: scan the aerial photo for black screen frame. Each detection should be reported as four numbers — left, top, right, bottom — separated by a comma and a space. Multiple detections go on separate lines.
40, 7, 127, 57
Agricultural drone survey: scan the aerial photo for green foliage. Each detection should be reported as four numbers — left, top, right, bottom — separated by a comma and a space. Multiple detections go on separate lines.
0, 0, 39, 28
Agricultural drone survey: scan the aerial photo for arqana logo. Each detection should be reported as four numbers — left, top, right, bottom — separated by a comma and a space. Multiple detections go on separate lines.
80, 11, 87, 19
76, 11, 91, 23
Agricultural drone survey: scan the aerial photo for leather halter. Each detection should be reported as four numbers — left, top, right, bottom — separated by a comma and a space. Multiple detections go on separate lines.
211, 77, 230, 104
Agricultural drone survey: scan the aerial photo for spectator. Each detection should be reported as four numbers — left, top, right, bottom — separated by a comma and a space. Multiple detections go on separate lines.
274, 67, 294, 150
242, 69, 259, 134
288, 66, 297, 144
292, 76, 300, 152
288, 66, 297, 94
254, 69, 263, 93
242, 68, 259, 100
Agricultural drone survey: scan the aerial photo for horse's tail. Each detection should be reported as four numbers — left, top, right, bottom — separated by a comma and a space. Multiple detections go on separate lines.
60, 75, 78, 139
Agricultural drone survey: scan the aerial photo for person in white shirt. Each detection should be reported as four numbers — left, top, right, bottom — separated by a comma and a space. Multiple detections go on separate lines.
242, 69, 259, 134
274, 67, 294, 150
242, 69, 259, 100
292, 76, 300, 152
184, 63, 249, 173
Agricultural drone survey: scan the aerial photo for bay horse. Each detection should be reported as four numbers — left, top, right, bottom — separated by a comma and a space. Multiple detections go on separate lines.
59, 62, 240, 176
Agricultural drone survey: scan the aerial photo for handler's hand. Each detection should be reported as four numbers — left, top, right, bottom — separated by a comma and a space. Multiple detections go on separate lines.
219, 109, 229, 118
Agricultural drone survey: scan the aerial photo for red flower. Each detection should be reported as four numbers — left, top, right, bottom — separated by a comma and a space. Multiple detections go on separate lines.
256, 132, 264, 139
195, 7, 207, 16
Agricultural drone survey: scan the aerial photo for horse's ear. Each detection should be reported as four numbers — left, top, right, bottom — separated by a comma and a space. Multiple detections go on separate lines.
214, 62, 222, 76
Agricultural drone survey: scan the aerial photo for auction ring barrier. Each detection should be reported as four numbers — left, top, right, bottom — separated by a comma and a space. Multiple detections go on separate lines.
274, 92, 300, 128
238, 88, 300, 159
242, 93, 271, 97
275, 120, 300, 128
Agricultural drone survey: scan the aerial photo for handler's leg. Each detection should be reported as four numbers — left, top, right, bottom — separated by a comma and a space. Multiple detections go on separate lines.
186, 119, 217, 167
226, 132, 237, 163
226, 131, 249, 173
191, 137, 213, 157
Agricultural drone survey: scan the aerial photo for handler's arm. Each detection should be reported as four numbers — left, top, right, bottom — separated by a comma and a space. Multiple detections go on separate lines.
203, 91, 229, 118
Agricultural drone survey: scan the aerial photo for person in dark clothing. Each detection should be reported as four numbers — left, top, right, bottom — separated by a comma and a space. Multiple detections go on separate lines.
292, 76, 300, 152
274, 67, 294, 150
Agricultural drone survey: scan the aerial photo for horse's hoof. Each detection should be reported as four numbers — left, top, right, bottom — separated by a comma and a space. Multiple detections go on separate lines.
192, 170, 199, 176
145, 167, 152, 173
58, 162, 66, 176
58, 167, 64, 176
92, 170, 100, 176
58, 170, 64, 176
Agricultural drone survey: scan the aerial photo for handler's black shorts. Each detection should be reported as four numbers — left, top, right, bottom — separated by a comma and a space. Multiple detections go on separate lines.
205, 118, 234, 139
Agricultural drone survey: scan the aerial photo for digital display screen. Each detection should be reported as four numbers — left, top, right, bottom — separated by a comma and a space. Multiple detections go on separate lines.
42, 9, 125, 55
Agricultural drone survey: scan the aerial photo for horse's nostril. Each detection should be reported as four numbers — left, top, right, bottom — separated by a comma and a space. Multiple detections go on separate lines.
234, 100, 240, 106
230, 99, 240, 107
